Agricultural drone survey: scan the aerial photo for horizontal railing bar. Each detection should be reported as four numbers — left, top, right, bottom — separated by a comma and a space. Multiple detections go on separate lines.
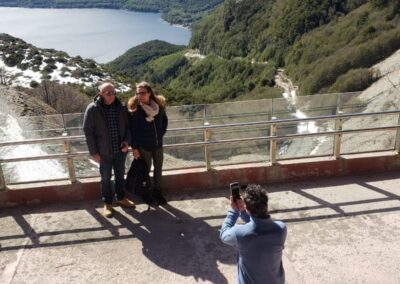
1, 110, 399, 147
274, 125, 400, 140
165, 125, 400, 148
0, 135, 85, 147
0, 151, 90, 163
166, 109, 400, 132
2, 125, 398, 163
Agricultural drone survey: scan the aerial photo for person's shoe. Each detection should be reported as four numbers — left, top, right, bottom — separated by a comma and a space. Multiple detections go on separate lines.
116, 198, 136, 208
141, 190, 157, 206
153, 189, 167, 205
103, 204, 114, 218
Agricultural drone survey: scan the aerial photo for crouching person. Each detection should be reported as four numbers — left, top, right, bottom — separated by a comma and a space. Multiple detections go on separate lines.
220, 184, 287, 284
83, 82, 135, 218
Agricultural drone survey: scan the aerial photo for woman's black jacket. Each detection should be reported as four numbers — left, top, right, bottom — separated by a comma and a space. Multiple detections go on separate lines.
128, 106, 168, 149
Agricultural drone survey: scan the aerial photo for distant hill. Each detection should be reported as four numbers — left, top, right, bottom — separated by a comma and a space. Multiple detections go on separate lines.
107, 40, 186, 77
0, 0, 223, 26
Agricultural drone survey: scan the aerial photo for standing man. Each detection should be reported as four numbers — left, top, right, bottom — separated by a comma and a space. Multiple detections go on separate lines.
220, 184, 287, 284
83, 82, 135, 217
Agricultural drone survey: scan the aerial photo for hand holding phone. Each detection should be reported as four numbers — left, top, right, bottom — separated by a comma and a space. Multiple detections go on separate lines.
230, 182, 241, 202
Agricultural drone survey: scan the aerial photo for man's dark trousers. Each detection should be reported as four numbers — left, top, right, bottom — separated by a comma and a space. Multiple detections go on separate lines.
99, 152, 127, 204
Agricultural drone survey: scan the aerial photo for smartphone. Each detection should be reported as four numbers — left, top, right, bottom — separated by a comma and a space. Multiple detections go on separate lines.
230, 182, 241, 201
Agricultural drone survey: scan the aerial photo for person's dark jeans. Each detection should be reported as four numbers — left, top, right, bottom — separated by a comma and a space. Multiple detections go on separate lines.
139, 147, 163, 190
99, 152, 127, 204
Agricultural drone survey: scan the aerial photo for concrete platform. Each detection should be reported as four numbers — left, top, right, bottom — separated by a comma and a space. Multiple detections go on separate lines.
1, 171, 400, 284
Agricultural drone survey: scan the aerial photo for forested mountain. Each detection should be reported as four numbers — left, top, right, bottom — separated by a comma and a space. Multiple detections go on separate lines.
3, 0, 400, 106
190, 0, 400, 95
0, 0, 223, 26
107, 40, 186, 77
108, 0, 400, 103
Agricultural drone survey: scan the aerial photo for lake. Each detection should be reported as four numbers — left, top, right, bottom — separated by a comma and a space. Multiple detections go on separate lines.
0, 7, 191, 63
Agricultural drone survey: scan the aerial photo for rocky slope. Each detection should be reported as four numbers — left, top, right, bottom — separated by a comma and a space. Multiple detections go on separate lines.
0, 85, 58, 117
280, 48, 400, 158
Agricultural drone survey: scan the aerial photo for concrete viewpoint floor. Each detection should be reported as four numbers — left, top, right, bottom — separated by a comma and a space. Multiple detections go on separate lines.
1, 171, 400, 284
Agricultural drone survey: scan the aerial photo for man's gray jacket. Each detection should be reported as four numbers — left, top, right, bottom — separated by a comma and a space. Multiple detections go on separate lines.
83, 95, 130, 159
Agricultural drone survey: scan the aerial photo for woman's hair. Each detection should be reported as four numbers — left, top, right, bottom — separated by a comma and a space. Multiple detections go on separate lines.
243, 184, 269, 218
127, 81, 166, 112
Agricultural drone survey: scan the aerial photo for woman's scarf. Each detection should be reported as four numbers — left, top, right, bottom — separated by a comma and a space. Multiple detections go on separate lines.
140, 99, 159, 122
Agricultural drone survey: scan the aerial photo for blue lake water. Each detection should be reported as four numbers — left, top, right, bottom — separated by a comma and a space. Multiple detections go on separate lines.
0, 7, 191, 63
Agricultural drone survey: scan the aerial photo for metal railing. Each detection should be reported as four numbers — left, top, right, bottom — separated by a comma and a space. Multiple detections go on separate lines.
0, 109, 399, 190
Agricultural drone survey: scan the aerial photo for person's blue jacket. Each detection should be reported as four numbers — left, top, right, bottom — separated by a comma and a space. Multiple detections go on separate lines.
128, 105, 168, 149
220, 210, 287, 284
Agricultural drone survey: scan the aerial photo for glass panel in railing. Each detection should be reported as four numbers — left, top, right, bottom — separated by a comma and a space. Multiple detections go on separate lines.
295, 93, 339, 117
62, 113, 85, 136
73, 156, 101, 178
338, 92, 366, 114
272, 97, 292, 119
164, 128, 204, 145
277, 135, 335, 160
208, 124, 270, 166
210, 140, 270, 167
204, 99, 272, 125
341, 113, 398, 154
16, 114, 65, 138
3, 158, 68, 184
209, 124, 268, 141
167, 104, 206, 128
277, 116, 336, 159
164, 145, 205, 170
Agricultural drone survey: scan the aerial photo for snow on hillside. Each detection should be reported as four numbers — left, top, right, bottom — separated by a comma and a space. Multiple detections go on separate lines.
0, 34, 130, 92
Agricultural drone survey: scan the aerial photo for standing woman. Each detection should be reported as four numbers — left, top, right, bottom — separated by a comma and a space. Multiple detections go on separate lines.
128, 81, 168, 204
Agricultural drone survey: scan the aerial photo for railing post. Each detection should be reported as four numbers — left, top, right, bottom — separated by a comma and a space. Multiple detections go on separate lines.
270, 117, 277, 165
0, 163, 6, 191
395, 113, 400, 154
204, 122, 212, 171
334, 111, 344, 159
62, 133, 77, 183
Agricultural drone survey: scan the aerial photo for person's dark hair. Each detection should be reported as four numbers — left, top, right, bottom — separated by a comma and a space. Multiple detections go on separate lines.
243, 184, 269, 218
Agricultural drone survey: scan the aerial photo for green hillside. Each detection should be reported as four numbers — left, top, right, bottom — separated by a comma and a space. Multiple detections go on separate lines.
190, 0, 400, 95
0, 0, 223, 26
107, 41, 280, 105
108, 0, 400, 104
106, 40, 186, 77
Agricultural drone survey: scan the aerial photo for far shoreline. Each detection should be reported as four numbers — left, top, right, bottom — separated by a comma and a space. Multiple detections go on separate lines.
0, 5, 187, 27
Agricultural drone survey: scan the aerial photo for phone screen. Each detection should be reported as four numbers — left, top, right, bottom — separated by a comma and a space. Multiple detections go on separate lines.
230, 182, 241, 201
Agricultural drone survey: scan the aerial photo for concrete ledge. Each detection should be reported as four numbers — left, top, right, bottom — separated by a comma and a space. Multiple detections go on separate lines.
1, 151, 399, 207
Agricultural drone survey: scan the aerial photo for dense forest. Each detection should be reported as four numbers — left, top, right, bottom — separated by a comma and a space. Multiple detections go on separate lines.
3, 0, 400, 105
190, 0, 400, 95
107, 0, 400, 104
0, 0, 223, 25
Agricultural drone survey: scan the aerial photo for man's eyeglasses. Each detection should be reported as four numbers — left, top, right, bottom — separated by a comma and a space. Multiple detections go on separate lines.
136, 91, 148, 96
104, 90, 116, 96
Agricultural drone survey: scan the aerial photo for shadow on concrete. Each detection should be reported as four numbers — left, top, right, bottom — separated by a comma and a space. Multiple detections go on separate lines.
0, 200, 234, 283
116, 204, 234, 283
